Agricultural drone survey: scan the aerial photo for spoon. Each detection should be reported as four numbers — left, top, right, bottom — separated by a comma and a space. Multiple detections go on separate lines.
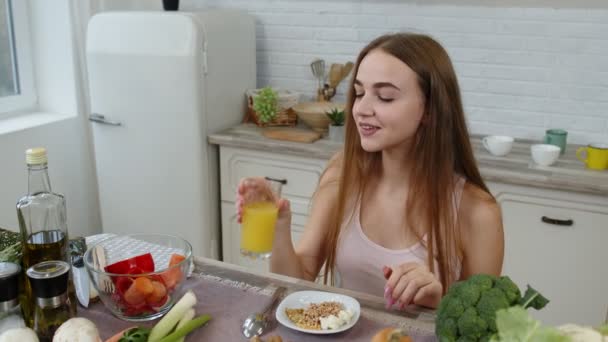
242, 286, 286, 338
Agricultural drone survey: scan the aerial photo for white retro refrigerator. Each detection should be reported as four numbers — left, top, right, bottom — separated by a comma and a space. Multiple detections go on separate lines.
86, 10, 256, 259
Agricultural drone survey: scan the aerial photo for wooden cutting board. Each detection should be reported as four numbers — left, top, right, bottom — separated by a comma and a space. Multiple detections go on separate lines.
262, 128, 322, 143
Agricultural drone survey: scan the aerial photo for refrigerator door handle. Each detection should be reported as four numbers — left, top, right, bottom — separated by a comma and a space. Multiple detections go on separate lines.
89, 113, 122, 126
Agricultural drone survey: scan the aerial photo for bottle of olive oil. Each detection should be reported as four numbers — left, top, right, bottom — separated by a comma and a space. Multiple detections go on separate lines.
16, 148, 76, 327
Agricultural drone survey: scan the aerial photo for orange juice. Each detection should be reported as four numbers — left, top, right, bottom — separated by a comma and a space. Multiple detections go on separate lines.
240, 201, 278, 258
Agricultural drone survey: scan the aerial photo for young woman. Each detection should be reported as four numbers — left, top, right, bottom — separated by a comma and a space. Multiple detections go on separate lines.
237, 33, 504, 309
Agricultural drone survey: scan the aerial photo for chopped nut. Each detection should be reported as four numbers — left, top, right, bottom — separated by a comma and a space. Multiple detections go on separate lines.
285, 301, 343, 330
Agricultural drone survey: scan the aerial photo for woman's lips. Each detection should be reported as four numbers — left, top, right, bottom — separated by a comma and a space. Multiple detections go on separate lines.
359, 123, 380, 137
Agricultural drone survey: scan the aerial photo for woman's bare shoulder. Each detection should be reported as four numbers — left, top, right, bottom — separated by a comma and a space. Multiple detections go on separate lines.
459, 182, 502, 232
318, 152, 343, 188
457, 181, 504, 277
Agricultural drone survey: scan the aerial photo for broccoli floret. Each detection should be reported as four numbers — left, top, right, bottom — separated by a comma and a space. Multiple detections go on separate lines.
447, 281, 466, 296
494, 276, 521, 305
467, 274, 495, 292
436, 317, 458, 341
458, 284, 481, 307
476, 288, 510, 332
456, 337, 476, 342
440, 297, 465, 319
458, 307, 488, 340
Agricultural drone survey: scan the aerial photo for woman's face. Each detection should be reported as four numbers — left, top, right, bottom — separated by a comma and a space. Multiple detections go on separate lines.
352, 49, 425, 153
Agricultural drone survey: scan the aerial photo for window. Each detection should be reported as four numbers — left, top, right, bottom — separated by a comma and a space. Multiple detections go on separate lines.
0, 0, 36, 116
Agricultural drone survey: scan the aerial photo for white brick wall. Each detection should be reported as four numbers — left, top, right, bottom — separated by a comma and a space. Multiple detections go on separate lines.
182, 0, 608, 144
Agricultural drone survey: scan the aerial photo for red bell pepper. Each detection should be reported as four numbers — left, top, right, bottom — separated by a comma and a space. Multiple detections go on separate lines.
105, 253, 155, 275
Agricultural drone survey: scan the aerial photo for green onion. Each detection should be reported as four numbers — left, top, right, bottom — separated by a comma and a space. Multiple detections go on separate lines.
157, 314, 211, 342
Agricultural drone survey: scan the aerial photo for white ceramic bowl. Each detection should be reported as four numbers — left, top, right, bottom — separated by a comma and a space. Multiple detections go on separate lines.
482, 135, 514, 156
531, 144, 560, 166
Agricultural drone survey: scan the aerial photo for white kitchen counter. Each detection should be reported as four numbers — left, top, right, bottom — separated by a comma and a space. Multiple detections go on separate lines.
209, 124, 608, 196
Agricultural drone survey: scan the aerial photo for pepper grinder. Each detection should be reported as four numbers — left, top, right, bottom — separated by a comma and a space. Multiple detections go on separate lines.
0, 262, 24, 335
27, 260, 74, 342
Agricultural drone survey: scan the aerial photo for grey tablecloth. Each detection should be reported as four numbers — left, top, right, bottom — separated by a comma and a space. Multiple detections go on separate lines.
81, 275, 437, 341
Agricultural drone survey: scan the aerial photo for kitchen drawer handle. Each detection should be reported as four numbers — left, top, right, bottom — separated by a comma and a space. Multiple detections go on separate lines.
264, 176, 287, 185
541, 216, 573, 226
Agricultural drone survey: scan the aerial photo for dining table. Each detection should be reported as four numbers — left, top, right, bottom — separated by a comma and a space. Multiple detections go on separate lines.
80, 256, 438, 341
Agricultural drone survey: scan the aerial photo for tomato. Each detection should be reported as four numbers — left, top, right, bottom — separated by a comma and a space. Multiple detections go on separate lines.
159, 254, 186, 290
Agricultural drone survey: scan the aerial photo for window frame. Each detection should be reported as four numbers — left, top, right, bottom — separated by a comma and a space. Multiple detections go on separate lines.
0, 0, 37, 117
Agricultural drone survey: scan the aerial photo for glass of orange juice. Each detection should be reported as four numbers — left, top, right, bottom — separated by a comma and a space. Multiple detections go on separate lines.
240, 177, 284, 259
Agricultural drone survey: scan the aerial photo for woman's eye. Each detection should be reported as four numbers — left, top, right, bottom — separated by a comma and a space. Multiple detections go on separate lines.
354, 93, 364, 98
378, 96, 394, 102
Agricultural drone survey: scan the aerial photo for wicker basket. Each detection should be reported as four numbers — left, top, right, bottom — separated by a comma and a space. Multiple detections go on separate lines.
243, 88, 299, 127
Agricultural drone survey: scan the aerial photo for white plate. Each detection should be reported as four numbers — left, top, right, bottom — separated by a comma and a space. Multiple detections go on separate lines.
275, 290, 361, 334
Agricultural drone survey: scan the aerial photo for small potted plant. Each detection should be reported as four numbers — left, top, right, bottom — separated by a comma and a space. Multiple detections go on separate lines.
252, 86, 279, 124
326, 108, 345, 141
245, 87, 299, 127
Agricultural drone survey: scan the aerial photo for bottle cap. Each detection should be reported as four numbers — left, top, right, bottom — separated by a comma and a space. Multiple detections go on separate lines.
26, 147, 48, 165
27, 260, 70, 299
0, 262, 21, 302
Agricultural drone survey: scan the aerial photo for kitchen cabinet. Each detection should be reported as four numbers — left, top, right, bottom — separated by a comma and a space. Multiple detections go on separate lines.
219, 146, 327, 275
488, 182, 608, 326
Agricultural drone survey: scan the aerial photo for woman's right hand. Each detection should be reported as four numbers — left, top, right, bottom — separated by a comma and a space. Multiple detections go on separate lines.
236, 177, 292, 231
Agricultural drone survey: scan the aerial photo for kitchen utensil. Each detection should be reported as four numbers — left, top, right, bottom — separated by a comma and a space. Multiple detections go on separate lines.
92, 245, 113, 293
310, 59, 325, 101
341, 62, 354, 81
70, 237, 90, 308
72, 256, 90, 308
242, 286, 286, 338
262, 128, 322, 143
84, 234, 192, 321
328, 64, 343, 89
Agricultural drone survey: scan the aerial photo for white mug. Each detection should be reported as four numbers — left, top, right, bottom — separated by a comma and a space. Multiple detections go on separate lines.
482, 135, 514, 156
531, 144, 560, 166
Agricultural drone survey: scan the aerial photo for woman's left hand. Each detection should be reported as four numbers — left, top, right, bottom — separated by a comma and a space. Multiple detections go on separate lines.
383, 263, 443, 309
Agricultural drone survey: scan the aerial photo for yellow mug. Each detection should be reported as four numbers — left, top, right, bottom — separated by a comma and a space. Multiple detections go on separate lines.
576, 143, 608, 170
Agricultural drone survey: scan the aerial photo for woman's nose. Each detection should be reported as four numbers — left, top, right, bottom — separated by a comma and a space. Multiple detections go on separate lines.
353, 95, 374, 117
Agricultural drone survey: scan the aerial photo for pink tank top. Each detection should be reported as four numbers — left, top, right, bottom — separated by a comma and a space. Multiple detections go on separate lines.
335, 177, 466, 297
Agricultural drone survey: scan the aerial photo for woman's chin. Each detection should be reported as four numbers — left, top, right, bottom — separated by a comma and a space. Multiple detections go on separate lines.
360, 140, 383, 152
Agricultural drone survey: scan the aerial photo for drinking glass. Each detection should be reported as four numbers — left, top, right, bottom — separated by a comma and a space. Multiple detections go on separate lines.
240, 177, 283, 259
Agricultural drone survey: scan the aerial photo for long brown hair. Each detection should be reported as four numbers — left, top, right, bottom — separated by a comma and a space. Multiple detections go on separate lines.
322, 33, 491, 291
